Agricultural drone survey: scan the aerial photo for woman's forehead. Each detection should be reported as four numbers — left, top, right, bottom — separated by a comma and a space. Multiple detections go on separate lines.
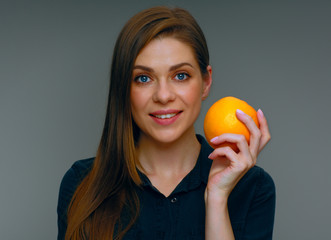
134, 37, 198, 68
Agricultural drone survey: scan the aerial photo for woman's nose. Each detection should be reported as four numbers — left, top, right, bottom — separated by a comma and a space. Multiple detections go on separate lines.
152, 80, 176, 104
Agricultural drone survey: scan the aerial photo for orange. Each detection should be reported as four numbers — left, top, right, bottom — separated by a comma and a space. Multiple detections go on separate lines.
203, 96, 259, 151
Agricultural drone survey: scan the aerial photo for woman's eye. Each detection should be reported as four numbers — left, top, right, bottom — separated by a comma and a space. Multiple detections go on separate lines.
135, 75, 150, 83
174, 73, 189, 81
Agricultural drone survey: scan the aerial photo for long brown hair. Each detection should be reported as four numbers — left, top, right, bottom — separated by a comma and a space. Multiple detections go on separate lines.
65, 6, 209, 240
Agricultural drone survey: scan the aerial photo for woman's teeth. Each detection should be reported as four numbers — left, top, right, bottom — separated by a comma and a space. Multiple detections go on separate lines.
154, 113, 177, 119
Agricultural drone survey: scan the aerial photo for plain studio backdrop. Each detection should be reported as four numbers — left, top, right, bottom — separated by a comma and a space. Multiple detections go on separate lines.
1, 0, 330, 239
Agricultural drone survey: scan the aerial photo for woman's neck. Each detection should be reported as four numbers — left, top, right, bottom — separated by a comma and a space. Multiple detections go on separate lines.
136, 129, 201, 177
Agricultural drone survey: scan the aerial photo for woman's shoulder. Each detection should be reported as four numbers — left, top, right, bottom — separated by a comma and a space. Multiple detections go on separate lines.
228, 165, 276, 220
57, 158, 94, 214
68, 157, 94, 179
57, 158, 94, 238
242, 165, 274, 186
61, 157, 94, 186
59, 157, 94, 192
231, 165, 275, 200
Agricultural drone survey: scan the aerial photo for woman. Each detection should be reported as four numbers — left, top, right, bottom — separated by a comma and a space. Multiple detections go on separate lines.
57, 6, 275, 240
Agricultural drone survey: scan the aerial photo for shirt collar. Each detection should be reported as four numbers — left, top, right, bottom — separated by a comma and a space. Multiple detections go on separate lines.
137, 134, 213, 194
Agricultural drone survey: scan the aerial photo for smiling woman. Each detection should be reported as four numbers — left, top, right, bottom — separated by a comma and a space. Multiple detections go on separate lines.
130, 37, 211, 145
57, 6, 275, 240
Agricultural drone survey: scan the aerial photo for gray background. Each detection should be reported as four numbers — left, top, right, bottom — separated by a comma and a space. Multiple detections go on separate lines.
1, 0, 330, 239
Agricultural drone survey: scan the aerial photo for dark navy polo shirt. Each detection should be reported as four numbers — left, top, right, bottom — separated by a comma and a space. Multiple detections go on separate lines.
57, 135, 275, 239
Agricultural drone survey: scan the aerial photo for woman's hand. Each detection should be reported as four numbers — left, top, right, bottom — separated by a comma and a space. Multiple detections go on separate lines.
204, 109, 271, 240
206, 109, 271, 200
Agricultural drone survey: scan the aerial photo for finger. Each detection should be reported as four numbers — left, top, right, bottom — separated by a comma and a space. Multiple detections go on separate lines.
212, 133, 256, 167
257, 109, 271, 153
236, 109, 261, 155
210, 133, 250, 156
208, 146, 238, 164
209, 146, 251, 174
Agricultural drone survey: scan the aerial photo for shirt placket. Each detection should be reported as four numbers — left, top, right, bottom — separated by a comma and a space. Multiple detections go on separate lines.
153, 194, 181, 240
167, 195, 180, 240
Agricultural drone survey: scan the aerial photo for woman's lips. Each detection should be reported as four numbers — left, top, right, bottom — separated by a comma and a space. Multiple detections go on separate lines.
149, 110, 182, 125
153, 113, 177, 119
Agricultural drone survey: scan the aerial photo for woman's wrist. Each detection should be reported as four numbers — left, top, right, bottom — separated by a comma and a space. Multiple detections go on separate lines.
205, 192, 228, 218
205, 188, 235, 240
204, 186, 230, 206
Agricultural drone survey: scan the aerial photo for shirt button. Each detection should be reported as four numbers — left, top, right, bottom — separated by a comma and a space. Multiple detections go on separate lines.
170, 197, 177, 203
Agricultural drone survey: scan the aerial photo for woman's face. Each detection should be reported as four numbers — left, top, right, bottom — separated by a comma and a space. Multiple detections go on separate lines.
130, 37, 212, 144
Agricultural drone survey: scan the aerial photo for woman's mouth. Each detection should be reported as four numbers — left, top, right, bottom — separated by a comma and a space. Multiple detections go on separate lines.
149, 110, 182, 125
153, 113, 178, 119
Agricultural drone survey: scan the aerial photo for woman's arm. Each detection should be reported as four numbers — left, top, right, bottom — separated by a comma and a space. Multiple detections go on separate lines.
205, 109, 271, 240
205, 191, 235, 240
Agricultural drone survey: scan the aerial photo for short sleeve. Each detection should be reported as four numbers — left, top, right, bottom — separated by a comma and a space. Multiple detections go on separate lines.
57, 158, 93, 240
57, 167, 79, 240
242, 168, 276, 240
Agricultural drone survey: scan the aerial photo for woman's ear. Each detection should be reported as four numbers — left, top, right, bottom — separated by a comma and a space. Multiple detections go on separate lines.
202, 65, 212, 100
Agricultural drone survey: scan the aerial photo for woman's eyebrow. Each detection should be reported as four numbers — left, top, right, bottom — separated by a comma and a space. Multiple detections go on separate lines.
169, 62, 194, 71
133, 62, 194, 72
133, 65, 154, 72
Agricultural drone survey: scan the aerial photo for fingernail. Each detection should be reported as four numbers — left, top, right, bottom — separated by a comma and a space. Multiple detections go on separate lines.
236, 109, 245, 115
210, 137, 218, 143
258, 109, 264, 117
208, 153, 213, 159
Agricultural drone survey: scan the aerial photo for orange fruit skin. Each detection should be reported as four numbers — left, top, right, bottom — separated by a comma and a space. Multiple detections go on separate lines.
203, 96, 259, 151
